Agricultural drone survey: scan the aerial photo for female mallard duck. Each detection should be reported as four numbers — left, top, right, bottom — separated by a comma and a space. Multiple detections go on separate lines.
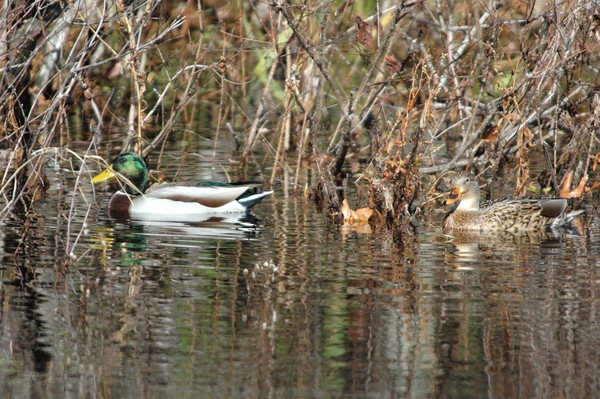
91, 153, 273, 221
442, 175, 579, 232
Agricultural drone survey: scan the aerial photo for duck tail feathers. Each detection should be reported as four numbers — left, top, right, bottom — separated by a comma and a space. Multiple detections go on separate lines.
237, 190, 273, 209
563, 209, 585, 223
550, 208, 585, 228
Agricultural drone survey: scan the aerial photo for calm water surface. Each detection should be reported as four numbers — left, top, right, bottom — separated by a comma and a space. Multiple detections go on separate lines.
0, 149, 598, 398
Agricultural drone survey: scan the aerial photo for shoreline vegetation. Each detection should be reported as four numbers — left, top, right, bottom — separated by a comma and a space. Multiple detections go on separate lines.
1, 0, 598, 230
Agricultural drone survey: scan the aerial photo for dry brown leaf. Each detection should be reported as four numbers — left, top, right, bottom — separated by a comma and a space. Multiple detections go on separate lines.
559, 171, 588, 198
385, 55, 403, 74
589, 176, 600, 192
570, 175, 588, 198
560, 171, 573, 196
521, 126, 534, 146
341, 199, 373, 224
592, 152, 600, 171
481, 125, 500, 142
354, 16, 372, 48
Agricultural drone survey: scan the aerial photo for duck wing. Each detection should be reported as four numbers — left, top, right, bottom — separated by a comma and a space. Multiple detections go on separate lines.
145, 183, 253, 208
539, 199, 567, 218
484, 198, 567, 230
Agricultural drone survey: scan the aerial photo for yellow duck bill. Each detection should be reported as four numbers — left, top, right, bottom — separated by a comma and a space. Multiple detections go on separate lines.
90, 165, 116, 183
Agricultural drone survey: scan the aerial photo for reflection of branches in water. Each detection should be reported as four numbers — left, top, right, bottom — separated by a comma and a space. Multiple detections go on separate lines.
0, 147, 99, 265
443, 232, 600, 398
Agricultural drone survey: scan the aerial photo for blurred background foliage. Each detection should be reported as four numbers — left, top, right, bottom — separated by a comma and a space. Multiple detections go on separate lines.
1, 0, 599, 224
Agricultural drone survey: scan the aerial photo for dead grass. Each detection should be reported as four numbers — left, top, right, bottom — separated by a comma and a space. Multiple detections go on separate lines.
1, 0, 599, 230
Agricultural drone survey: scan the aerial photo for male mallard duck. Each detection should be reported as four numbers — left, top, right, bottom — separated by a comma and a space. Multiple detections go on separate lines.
91, 152, 273, 221
442, 174, 579, 232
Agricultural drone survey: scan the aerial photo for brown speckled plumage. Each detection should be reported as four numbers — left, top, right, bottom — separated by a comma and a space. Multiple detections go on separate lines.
443, 175, 569, 233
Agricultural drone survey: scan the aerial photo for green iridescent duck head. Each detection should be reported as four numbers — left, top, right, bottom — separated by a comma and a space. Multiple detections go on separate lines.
91, 152, 149, 195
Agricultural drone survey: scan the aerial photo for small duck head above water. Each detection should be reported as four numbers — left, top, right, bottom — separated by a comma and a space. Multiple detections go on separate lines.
446, 174, 481, 211
91, 152, 149, 195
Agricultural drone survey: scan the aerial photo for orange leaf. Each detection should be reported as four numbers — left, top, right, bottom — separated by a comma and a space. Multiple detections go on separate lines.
559, 171, 574, 197
560, 171, 588, 198
341, 199, 373, 224
592, 152, 600, 171
481, 125, 500, 142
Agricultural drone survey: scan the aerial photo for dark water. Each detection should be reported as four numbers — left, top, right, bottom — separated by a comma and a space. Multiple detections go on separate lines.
0, 148, 599, 398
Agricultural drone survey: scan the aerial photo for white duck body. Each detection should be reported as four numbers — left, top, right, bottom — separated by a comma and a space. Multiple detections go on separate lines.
107, 184, 273, 222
